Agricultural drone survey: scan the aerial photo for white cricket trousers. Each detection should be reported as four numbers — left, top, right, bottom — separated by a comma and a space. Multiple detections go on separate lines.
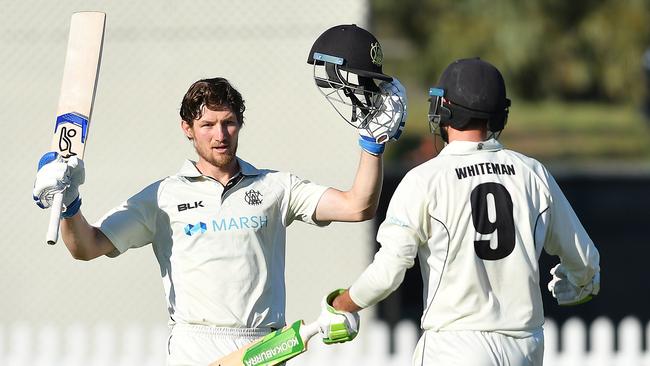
412, 329, 544, 366
167, 323, 273, 366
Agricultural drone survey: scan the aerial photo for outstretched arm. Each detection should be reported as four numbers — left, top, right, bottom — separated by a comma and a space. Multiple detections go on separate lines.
328, 171, 425, 312
314, 151, 383, 222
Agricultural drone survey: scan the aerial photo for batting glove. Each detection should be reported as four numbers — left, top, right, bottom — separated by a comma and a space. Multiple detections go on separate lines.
358, 78, 408, 155
318, 289, 360, 344
548, 263, 600, 306
33, 152, 84, 218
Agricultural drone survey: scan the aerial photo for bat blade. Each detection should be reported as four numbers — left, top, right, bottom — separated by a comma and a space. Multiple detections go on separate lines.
46, 11, 105, 245
211, 320, 320, 366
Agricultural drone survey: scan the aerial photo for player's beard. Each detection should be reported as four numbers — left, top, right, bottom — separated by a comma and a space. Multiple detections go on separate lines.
195, 140, 238, 169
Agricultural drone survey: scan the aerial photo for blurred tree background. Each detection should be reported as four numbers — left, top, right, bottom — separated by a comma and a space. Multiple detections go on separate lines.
371, 0, 650, 165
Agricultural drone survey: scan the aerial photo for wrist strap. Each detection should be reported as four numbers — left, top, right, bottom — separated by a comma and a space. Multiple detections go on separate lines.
62, 196, 82, 218
358, 136, 384, 155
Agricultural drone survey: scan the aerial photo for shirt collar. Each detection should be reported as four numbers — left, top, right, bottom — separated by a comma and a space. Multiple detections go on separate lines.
438, 138, 504, 156
177, 157, 262, 178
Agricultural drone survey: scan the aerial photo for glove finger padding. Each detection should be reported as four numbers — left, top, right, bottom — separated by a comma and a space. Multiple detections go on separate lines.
548, 263, 600, 306
318, 289, 360, 344
33, 153, 85, 209
358, 78, 407, 155
33, 156, 67, 208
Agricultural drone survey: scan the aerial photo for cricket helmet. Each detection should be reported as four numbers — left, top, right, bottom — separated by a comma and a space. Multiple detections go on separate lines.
308, 24, 396, 130
428, 57, 510, 138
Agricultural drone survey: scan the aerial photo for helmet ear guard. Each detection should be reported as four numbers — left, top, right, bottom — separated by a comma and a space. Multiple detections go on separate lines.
427, 87, 447, 134
428, 87, 510, 141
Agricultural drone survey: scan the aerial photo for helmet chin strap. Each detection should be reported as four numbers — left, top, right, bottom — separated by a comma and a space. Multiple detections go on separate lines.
342, 87, 365, 123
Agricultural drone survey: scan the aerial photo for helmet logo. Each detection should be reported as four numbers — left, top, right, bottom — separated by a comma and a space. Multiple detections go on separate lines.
370, 42, 383, 66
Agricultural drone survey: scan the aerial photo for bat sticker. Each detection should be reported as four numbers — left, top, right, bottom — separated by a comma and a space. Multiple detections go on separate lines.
54, 113, 88, 157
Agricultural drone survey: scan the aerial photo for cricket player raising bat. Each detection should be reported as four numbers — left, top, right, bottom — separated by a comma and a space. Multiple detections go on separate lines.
33, 24, 407, 365
327, 58, 600, 366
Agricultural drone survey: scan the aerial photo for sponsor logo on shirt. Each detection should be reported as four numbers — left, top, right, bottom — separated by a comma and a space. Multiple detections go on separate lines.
183, 215, 268, 236
177, 201, 205, 212
184, 222, 207, 236
245, 189, 263, 205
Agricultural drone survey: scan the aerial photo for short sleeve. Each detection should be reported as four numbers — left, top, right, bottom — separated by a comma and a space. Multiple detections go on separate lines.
286, 174, 329, 226
94, 181, 161, 256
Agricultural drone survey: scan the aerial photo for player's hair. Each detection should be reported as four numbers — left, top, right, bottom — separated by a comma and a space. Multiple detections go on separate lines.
180, 77, 246, 126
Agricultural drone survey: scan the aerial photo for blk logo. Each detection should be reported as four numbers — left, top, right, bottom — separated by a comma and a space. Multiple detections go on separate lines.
178, 201, 204, 212
244, 189, 263, 205
184, 222, 207, 236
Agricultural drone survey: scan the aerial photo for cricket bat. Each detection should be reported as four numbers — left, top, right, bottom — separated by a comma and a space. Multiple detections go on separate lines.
210, 320, 321, 366
45, 11, 106, 245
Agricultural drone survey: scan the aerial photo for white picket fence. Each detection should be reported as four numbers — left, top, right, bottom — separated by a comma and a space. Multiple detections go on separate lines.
0, 317, 648, 365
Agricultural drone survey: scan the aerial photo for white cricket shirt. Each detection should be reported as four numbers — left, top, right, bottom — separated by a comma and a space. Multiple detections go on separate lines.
350, 139, 600, 336
95, 158, 329, 329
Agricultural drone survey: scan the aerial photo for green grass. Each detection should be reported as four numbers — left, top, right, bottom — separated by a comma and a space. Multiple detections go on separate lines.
389, 91, 650, 164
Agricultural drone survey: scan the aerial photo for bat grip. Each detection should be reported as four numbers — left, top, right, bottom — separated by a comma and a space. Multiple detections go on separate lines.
299, 321, 321, 343
46, 193, 64, 245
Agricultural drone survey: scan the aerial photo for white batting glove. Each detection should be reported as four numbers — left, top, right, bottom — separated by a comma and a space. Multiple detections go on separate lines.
33, 152, 85, 216
358, 78, 408, 155
548, 263, 600, 306
318, 289, 360, 344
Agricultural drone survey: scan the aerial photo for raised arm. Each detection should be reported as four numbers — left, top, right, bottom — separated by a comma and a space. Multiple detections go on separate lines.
314, 151, 383, 222
33, 153, 116, 260
315, 79, 407, 223
60, 212, 116, 260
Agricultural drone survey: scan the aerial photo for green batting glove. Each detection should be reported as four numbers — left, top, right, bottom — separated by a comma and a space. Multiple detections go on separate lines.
317, 289, 360, 344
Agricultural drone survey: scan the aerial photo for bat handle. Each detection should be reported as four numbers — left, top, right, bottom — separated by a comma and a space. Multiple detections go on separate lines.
46, 193, 64, 245
299, 321, 322, 344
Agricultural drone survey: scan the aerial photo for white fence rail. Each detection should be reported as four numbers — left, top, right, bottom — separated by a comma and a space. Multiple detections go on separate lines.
0, 317, 647, 365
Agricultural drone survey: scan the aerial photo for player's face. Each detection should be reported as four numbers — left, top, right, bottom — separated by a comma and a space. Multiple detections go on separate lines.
185, 106, 240, 170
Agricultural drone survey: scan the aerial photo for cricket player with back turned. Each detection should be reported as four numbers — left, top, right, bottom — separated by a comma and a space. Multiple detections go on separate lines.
32, 24, 407, 365
328, 57, 601, 366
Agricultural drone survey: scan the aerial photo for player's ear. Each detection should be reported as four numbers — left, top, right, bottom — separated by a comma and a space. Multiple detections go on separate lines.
181, 120, 194, 140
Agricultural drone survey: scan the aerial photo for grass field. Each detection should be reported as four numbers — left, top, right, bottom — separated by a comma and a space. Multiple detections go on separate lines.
389, 91, 650, 165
